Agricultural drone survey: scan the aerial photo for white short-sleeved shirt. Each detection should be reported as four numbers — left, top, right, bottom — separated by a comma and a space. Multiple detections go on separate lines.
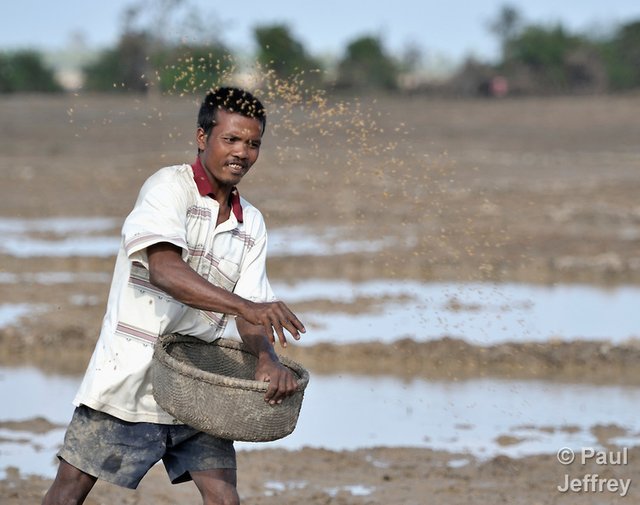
73, 162, 276, 424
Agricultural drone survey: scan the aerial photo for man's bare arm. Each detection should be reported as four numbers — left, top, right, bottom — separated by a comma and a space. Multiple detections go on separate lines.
146, 242, 305, 346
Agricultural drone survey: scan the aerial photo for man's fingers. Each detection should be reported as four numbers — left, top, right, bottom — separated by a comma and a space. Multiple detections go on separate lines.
277, 306, 305, 342
250, 301, 305, 346
276, 326, 288, 348
280, 304, 306, 337
267, 326, 277, 346
285, 372, 298, 395
267, 312, 296, 347
278, 318, 300, 342
264, 373, 287, 404
264, 378, 278, 404
260, 314, 286, 347
290, 313, 306, 335
268, 302, 304, 329
257, 315, 277, 345
272, 315, 293, 347
262, 369, 299, 404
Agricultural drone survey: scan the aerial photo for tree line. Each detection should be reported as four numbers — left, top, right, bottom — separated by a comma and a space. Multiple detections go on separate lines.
1, 3, 639, 96
454, 5, 640, 96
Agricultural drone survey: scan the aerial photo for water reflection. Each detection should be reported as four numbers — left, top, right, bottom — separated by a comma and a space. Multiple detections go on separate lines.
0, 272, 111, 285
254, 375, 640, 456
2, 218, 639, 480
1, 279, 638, 345
1, 236, 122, 258
0, 304, 47, 328
0, 217, 118, 235
0, 367, 77, 478
270, 280, 640, 345
0, 218, 396, 258
0, 217, 120, 258
3, 218, 638, 345
1, 366, 638, 479
268, 226, 413, 256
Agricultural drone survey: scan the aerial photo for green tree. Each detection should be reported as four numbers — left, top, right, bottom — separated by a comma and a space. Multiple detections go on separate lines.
488, 4, 524, 61
152, 43, 234, 94
83, 31, 151, 92
0, 50, 62, 93
504, 24, 601, 92
83, 0, 235, 94
335, 36, 399, 90
254, 24, 323, 84
599, 20, 640, 90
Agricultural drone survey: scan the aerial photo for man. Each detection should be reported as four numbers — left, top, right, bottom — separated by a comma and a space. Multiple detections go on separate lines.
42, 87, 305, 505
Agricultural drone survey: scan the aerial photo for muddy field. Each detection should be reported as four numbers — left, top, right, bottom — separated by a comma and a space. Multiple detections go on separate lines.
1, 91, 639, 503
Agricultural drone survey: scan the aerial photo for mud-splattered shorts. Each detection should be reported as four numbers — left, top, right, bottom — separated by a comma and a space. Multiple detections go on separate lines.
57, 405, 236, 489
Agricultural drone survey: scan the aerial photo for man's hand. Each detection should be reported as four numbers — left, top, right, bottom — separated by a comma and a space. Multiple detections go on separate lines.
237, 318, 301, 404
240, 300, 305, 348
255, 358, 299, 405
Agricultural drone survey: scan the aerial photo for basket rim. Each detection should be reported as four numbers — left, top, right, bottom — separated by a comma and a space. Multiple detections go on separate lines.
153, 333, 310, 393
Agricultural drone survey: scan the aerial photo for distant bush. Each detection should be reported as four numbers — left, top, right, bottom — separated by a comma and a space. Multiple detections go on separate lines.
82, 28, 234, 94
335, 36, 399, 91
598, 20, 640, 91
83, 32, 151, 92
503, 25, 601, 93
478, 4, 640, 95
0, 50, 62, 93
152, 43, 234, 94
254, 24, 324, 86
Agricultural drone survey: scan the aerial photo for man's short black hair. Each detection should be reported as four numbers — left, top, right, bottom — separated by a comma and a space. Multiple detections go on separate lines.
197, 86, 266, 137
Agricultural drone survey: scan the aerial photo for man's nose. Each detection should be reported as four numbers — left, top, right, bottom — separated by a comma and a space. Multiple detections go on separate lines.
231, 143, 249, 159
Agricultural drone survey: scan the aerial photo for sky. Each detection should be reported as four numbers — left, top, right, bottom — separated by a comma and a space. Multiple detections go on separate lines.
2, 0, 640, 65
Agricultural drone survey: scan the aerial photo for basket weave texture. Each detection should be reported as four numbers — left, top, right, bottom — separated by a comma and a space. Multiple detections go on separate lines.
151, 334, 309, 442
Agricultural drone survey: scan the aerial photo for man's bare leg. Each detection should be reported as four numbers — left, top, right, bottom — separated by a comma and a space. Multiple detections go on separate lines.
41, 459, 97, 505
191, 468, 239, 505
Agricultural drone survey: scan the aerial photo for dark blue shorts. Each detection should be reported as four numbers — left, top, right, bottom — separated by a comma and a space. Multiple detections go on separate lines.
58, 405, 236, 489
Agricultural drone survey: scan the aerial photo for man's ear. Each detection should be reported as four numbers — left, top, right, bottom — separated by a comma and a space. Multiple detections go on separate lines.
196, 127, 207, 151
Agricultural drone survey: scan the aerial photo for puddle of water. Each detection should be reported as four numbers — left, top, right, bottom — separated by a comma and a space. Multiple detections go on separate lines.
447, 458, 471, 468
325, 484, 374, 497
268, 226, 411, 257
2, 279, 638, 345
3, 219, 637, 345
0, 217, 118, 235
0, 367, 79, 478
2, 218, 637, 480
0, 304, 48, 328
269, 280, 640, 345
0, 236, 122, 258
0, 219, 396, 258
264, 480, 308, 496
262, 480, 373, 500
252, 375, 640, 457
1, 366, 639, 479
0, 272, 111, 285
0, 217, 120, 258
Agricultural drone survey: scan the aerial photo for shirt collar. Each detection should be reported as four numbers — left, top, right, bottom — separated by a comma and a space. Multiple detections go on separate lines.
191, 156, 243, 223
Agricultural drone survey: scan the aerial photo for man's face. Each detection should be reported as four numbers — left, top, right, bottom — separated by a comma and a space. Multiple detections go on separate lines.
196, 109, 263, 191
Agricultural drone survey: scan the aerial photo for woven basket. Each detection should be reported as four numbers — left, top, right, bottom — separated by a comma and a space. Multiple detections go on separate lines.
151, 334, 309, 442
